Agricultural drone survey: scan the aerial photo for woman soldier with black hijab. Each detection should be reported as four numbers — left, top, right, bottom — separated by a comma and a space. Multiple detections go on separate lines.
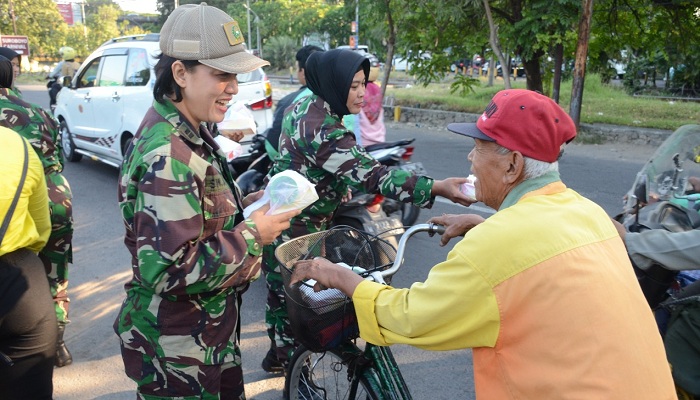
259, 48, 474, 374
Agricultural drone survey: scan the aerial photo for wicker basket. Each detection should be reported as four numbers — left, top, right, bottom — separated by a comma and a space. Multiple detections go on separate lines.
275, 226, 397, 352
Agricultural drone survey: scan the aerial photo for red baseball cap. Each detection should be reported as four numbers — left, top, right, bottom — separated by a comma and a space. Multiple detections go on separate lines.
447, 89, 577, 162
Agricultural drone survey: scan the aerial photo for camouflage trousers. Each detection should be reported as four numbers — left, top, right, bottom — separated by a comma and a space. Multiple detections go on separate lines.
262, 232, 297, 363
120, 345, 245, 400
38, 171, 73, 324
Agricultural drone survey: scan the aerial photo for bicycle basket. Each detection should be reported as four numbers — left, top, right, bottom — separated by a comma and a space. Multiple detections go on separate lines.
275, 226, 397, 352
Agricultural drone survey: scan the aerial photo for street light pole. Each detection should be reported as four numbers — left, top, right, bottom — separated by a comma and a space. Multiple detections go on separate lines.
243, 4, 262, 59
255, 17, 261, 59
246, 0, 252, 51
354, 0, 359, 49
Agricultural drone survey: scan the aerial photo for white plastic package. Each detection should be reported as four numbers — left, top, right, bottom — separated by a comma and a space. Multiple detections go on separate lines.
243, 170, 319, 218
460, 174, 477, 201
213, 135, 244, 162
217, 101, 257, 135
299, 262, 366, 314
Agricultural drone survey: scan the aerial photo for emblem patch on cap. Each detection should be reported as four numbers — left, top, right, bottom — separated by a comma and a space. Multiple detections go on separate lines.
482, 100, 498, 121
223, 20, 245, 46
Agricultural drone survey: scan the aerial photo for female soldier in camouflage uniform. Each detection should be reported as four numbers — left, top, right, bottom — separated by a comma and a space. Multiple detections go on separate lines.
113, 5, 298, 399
261, 49, 474, 372
0, 55, 74, 368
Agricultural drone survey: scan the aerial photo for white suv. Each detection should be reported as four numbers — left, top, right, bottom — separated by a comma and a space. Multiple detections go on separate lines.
55, 33, 273, 168
337, 45, 380, 67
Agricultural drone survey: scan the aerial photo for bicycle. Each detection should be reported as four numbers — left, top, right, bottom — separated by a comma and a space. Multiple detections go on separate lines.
275, 223, 445, 400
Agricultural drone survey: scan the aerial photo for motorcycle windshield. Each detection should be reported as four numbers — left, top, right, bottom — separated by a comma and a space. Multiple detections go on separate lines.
625, 124, 700, 212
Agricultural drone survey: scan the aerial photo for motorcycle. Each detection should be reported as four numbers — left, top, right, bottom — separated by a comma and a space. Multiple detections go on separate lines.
616, 124, 700, 307
46, 75, 71, 113
363, 139, 424, 227
615, 124, 700, 398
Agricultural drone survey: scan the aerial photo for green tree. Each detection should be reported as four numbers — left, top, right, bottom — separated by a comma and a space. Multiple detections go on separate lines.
264, 35, 298, 71
590, 0, 700, 95
86, 4, 122, 51
0, 0, 67, 57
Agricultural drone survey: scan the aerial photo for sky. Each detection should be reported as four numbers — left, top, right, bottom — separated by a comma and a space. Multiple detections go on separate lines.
115, 0, 158, 14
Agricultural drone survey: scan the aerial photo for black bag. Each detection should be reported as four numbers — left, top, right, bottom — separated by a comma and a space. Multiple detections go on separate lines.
661, 281, 700, 396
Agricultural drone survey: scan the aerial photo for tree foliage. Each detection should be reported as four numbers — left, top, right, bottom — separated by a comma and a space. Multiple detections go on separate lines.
3, 0, 697, 99
1, 0, 146, 63
0, 0, 67, 56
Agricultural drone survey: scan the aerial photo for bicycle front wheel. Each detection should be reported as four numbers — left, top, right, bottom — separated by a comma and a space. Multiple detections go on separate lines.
285, 344, 381, 400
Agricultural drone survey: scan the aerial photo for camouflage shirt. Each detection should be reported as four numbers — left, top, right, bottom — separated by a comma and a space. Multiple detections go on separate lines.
268, 94, 434, 232
0, 87, 64, 173
115, 99, 263, 365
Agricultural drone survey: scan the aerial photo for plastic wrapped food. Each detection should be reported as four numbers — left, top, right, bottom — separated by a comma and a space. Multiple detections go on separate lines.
243, 170, 319, 218
460, 174, 477, 201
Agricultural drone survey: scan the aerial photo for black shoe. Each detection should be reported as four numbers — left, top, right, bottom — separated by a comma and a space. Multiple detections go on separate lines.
55, 323, 73, 368
261, 348, 285, 373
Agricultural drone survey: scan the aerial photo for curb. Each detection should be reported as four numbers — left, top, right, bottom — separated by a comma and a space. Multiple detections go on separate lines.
384, 105, 672, 147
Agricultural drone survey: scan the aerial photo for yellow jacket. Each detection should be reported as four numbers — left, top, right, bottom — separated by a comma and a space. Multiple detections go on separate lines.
0, 128, 50, 255
354, 177, 676, 399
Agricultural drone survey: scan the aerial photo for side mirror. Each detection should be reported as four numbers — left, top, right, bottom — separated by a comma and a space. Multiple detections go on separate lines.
61, 76, 72, 88
633, 174, 648, 204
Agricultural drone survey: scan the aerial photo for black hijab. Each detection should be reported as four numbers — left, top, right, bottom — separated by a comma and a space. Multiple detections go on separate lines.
305, 49, 369, 117
0, 47, 20, 66
0, 55, 13, 88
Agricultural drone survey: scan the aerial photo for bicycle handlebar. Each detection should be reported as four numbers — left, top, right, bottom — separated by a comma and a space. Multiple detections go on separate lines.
379, 223, 445, 279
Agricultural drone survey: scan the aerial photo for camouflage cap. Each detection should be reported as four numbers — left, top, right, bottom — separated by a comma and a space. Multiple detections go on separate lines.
159, 2, 269, 74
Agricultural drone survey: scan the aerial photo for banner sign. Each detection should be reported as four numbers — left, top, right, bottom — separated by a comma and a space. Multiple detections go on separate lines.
56, 3, 74, 25
0, 36, 30, 57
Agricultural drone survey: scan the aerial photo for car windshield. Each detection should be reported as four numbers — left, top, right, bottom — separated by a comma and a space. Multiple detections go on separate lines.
238, 68, 263, 84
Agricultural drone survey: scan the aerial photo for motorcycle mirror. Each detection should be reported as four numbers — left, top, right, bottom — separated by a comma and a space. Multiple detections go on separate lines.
631, 174, 648, 229
633, 174, 648, 204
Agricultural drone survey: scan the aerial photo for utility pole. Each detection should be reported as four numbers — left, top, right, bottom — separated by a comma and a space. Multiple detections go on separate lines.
80, 1, 87, 41
354, 0, 359, 48
570, 0, 594, 127
9, 0, 18, 35
246, 0, 252, 50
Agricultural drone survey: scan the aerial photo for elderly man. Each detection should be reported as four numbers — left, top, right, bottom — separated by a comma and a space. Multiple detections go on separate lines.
292, 89, 676, 399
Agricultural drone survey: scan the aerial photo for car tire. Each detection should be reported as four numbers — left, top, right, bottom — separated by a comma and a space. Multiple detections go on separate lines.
60, 121, 82, 162
121, 133, 133, 160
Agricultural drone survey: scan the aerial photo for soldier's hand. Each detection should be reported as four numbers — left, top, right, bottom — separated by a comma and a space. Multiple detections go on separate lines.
428, 213, 485, 246
432, 177, 476, 207
242, 190, 264, 208
220, 129, 245, 142
341, 188, 352, 203
249, 203, 300, 245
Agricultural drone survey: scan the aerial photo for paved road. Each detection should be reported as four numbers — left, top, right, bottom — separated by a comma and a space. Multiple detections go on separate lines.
17, 85, 656, 400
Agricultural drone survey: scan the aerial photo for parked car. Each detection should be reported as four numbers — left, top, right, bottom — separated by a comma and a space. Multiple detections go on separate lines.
481, 60, 526, 78
54, 33, 273, 168
337, 44, 380, 67
392, 51, 431, 72
450, 58, 472, 73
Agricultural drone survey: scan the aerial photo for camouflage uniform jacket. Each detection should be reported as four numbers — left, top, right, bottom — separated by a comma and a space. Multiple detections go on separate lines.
268, 94, 434, 233
115, 99, 263, 366
0, 87, 64, 174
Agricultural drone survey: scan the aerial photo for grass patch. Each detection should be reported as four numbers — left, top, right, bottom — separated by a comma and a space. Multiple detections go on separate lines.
384, 74, 699, 131
15, 72, 47, 85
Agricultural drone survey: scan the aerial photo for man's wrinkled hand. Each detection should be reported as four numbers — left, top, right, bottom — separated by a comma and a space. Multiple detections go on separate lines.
428, 213, 485, 246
